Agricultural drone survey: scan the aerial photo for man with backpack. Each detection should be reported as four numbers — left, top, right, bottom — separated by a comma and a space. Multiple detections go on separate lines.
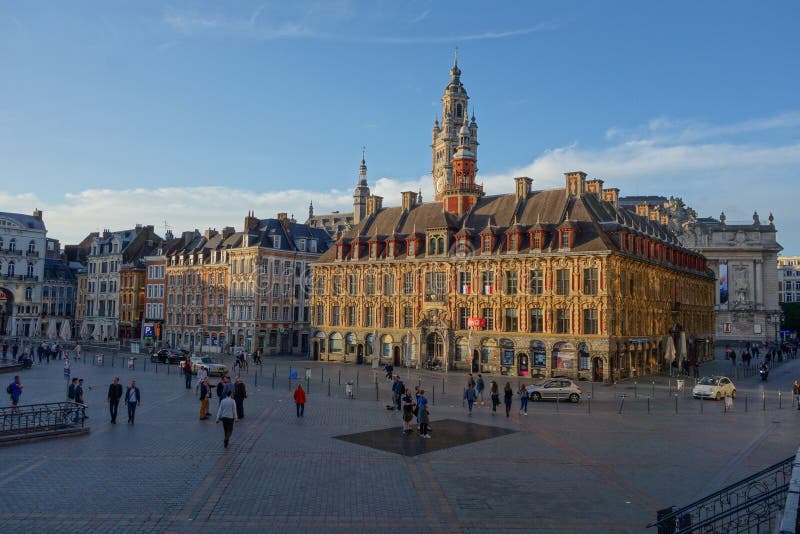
7, 375, 22, 413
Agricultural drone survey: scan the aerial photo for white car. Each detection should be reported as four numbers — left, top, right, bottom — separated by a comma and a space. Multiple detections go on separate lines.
692, 376, 736, 400
190, 356, 228, 377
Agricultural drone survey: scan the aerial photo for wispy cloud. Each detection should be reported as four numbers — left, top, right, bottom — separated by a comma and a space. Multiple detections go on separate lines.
161, 5, 556, 43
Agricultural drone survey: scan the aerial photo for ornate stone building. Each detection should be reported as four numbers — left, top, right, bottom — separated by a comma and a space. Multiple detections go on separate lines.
310, 61, 716, 382
680, 212, 782, 345
227, 212, 331, 355
0, 209, 47, 338
778, 256, 800, 304
164, 227, 238, 352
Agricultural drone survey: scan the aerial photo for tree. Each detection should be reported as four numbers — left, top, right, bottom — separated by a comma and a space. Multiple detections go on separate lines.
779, 302, 800, 335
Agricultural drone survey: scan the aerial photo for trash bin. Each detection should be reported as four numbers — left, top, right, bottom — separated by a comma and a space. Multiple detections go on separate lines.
290, 369, 298, 379
345, 381, 354, 399
128, 357, 136, 370
97, 355, 104, 366
676, 379, 685, 392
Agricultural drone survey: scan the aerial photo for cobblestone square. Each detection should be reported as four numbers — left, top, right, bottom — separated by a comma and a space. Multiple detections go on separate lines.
1, 352, 799, 532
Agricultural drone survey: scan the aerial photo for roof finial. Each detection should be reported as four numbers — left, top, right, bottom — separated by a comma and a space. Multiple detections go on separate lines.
361, 145, 366, 164
454, 46, 458, 67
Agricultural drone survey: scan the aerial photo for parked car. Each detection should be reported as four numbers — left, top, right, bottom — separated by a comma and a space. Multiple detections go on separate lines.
526, 379, 582, 403
692, 376, 736, 400
190, 356, 228, 377
150, 349, 188, 365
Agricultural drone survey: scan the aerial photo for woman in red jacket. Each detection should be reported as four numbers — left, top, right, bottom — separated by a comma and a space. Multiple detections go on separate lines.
293, 384, 306, 417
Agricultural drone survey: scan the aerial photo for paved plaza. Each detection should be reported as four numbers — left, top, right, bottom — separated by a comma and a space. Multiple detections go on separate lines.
1, 351, 799, 533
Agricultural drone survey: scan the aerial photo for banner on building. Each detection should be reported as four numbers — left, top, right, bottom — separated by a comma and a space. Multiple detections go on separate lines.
719, 263, 728, 304
467, 317, 486, 329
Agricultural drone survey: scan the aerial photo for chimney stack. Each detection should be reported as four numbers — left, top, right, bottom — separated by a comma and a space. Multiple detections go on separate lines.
32, 209, 43, 220
244, 210, 259, 232
204, 228, 218, 240
366, 195, 383, 217
221, 226, 235, 239
585, 179, 604, 197
602, 188, 619, 208
636, 204, 650, 218
564, 171, 587, 197
401, 191, 418, 211
514, 177, 533, 200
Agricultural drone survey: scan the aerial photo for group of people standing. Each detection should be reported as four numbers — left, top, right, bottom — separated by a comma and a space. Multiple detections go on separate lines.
196, 372, 247, 448
389, 374, 431, 438
463, 373, 529, 417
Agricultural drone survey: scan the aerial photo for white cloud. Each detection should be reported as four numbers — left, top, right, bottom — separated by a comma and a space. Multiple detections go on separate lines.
4, 112, 799, 252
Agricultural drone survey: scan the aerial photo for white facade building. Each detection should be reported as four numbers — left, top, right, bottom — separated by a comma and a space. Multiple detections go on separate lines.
0, 210, 47, 338
778, 256, 800, 303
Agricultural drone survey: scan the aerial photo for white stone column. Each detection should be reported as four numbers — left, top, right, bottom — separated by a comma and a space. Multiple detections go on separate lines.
755, 259, 763, 309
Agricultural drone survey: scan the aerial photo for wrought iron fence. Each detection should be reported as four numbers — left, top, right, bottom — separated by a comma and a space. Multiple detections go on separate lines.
0, 401, 86, 435
647, 455, 795, 533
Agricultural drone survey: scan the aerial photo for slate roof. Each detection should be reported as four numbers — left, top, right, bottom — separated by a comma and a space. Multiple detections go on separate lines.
0, 212, 46, 232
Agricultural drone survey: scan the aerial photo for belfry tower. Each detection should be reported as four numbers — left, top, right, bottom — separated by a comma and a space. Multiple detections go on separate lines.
352, 147, 371, 225
431, 54, 482, 214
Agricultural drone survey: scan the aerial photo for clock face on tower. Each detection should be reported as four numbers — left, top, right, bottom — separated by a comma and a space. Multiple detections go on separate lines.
434, 175, 445, 196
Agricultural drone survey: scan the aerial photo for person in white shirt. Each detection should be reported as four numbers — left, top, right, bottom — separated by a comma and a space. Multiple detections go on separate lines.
216, 390, 239, 448
196, 366, 208, 393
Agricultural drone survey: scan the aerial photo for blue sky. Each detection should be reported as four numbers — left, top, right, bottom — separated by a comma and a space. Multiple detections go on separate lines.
1, 1, 799, 252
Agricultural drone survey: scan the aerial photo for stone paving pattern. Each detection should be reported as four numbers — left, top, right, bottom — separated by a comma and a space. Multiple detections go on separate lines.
0, 350, 798, 532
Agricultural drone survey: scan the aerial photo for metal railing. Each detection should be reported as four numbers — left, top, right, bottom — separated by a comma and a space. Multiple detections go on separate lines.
0, 401, 86, 436
647, 455, 795, 533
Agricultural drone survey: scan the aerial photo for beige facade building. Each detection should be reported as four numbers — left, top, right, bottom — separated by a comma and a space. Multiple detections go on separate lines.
311, 62, 715, 382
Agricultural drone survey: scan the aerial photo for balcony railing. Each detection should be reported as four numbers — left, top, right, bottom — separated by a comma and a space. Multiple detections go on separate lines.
647, 455, 795, 533
0, 249, 23, 256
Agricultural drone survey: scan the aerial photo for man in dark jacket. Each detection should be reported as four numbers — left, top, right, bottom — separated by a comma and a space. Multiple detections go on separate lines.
107, 377, 123, 424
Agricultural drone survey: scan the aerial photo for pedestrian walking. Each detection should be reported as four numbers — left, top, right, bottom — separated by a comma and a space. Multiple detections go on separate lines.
67, 377, 78, 401
216, 390, 238, 448
74, 344, 81, 360
476, 374, 485, 405
724, 392, 733, 412
182, 359, 193, 389
199, 378, 212, 420
196, 366, 208, 393
233, 377, 247, 419
293, 384, 306, 417
64, 356, 71, 380
489, 381, 500, 415
11, 343, 18, 360
7, 375, 22, 413
1, 341, 7, 359
793, 380, 800, 410
216, 377, 226, 405
75, 379, 86, 412
401, 388, 415, 434
503, 382, 513, 417
463, 383, 476, 415
126, 380, 141, 424
518, 383, 529, 415
417, 389, 430, 438
108, 377, 123, 424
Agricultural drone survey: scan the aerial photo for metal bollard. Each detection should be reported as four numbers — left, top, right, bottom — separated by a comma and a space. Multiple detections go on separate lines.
651, 381, 655, 399
356, 372, 359, 388
617, 394, 625, 414
272, 373, 275, 389
375, 382, 379, 401
168, 363, 170, 375
338, 369, 341, 385
432, 384, 435, 405
555, 393, 560, 412
762, 391, 766, 411
254, 372, 258, 387
306, 377, 310, 393
587, 394, 591, 414
779, 391, 782, 410
647, 397, 651, 414
700, 396, 703, 413
634, 382, 638, 399
745, 394, 749, 412
674, 394, 678, 414
143, 360, 146, 372
328, 378, 331, 397
321, 367, 324, 383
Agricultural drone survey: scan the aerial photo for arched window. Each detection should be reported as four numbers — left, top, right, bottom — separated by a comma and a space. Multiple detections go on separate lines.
7, 261, 14, 277
25, 286, 32, 300
437, 237, 445, 254
28, 240, 35, 253
8, 238, 16, 252
27, 262, 34, 277
428, 238, 436, 255
456, 103, 463, 118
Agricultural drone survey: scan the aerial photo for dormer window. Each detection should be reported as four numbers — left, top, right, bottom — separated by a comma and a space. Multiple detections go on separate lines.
426, 233, 447, 256
481, 235, 492, 253
271, 236, 281, 248
370, 243, 377, 259
532, 233, 542, 249
387, 241, 395, 258
560, 232, 570, 248
408, 239, 416, 257
309, 240, 317, 253
297, 239, 306, 252
456, 238, 467, 254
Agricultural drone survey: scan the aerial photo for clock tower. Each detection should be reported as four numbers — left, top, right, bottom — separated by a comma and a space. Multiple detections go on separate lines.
431, 55, 482, 213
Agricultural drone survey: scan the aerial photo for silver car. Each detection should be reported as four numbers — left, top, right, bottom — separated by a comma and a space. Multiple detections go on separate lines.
526, 379, 582, 403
